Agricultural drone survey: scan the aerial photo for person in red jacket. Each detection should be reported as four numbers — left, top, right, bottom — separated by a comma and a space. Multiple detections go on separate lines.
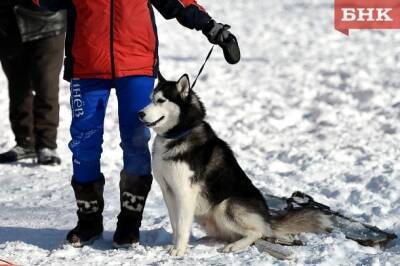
34, 0, 240, 248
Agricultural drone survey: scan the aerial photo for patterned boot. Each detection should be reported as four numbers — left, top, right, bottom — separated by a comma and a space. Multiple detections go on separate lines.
113, 171, 152, 248
66, 176, 105, 247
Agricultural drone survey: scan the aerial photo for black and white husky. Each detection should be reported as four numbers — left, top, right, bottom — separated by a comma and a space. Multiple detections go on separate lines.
138, 73, 333, 256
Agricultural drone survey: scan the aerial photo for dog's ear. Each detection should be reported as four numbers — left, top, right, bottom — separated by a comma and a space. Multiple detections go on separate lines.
177, 74, 191, 99
157, 71, 167, 84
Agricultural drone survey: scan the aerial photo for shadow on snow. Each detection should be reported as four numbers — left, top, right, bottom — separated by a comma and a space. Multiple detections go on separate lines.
0, 226, 172, 251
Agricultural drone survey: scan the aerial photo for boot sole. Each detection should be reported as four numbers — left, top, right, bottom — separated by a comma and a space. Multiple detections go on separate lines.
0, 154, 37, 164
38, 158, 61, 166
112, 241, 139, 249
67, 234, 102, 248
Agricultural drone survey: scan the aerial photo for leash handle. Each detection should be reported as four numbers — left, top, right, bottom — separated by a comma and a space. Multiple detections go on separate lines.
191, 45, 214, 90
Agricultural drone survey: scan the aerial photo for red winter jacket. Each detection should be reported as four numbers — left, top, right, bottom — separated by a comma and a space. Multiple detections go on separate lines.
33, 0, 211, 81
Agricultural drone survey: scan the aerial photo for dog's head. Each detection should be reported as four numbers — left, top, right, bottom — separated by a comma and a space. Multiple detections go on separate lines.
138, 73, 206, 135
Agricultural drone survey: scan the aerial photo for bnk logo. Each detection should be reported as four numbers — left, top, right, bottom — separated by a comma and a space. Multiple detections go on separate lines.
341, 8, 393, 21
335, 0, 400, 35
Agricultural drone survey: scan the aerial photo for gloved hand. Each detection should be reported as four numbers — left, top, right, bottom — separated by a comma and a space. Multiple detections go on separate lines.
202, 19, 240, 64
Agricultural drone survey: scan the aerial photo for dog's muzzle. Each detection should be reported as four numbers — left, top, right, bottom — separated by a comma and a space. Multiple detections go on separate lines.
138, 111, 165, 127
145, 116, 165, 127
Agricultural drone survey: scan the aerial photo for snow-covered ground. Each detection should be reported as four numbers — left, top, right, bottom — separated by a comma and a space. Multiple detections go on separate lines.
1, 0, 399, 265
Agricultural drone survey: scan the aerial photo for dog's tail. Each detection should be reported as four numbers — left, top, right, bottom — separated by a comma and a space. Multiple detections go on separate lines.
270, 208, 333, 237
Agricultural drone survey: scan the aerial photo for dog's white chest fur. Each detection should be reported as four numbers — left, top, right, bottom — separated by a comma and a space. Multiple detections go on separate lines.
152, 136, 211, 217
152, 137, 194, 191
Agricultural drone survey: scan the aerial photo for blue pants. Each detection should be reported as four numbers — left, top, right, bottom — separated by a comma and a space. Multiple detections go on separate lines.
69, 76, 155, 183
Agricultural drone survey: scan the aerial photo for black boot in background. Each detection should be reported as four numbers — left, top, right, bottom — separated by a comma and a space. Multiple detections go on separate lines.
113, 171, 152, 248
0, 145, 36, 163
66, 176, 105, 247
37, 147, 61, 165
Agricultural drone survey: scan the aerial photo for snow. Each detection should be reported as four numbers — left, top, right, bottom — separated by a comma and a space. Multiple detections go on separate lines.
1, 0, 399, 264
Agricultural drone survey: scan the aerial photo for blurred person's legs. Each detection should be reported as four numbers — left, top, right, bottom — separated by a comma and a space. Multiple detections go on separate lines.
0, 23, 64, 164
28, 34, 64, 165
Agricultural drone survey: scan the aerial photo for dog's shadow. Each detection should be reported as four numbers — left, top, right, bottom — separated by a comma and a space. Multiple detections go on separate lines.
0, 226, 173, 251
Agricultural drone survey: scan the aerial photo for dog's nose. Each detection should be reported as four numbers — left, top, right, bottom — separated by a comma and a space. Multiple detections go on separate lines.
138, 111, 146, 119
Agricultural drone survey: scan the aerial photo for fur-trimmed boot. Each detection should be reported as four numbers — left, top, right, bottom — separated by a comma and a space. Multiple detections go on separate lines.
66, 176, 105, 247
113, 171, 152, 248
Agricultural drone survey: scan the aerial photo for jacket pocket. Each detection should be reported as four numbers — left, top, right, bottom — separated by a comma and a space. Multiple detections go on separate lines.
13, 5, 66, 42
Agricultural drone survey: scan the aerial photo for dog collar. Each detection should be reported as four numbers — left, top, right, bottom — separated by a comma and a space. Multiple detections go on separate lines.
160, 129, 192, 140
160, 122, 202, 140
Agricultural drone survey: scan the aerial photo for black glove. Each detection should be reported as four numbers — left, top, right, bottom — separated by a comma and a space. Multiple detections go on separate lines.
202, 19, 240, 65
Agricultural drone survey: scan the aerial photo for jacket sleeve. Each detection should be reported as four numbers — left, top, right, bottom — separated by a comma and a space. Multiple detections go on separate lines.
32, 0, 67, 11
151, 0, 211, 31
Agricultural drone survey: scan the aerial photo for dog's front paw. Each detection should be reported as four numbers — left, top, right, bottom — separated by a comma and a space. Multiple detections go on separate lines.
168, 245, 187, 256
222, 243, 245, 253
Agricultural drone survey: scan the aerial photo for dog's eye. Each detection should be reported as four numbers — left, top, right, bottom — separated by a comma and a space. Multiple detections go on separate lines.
156, 98, 166, 104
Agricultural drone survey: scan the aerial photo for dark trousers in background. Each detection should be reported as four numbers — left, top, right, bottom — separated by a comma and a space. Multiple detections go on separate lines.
0, 34, 64, 149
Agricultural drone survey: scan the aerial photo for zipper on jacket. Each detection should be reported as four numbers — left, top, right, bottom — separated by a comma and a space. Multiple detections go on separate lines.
148, 1, 159, 75
110, 0, 116, 79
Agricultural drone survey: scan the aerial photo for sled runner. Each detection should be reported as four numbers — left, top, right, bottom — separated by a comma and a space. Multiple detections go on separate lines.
255, 191, 397, 259
0, 259, 15, 266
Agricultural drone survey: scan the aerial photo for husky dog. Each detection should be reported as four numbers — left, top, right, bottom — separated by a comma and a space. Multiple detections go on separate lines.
138, 73, 333, 256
